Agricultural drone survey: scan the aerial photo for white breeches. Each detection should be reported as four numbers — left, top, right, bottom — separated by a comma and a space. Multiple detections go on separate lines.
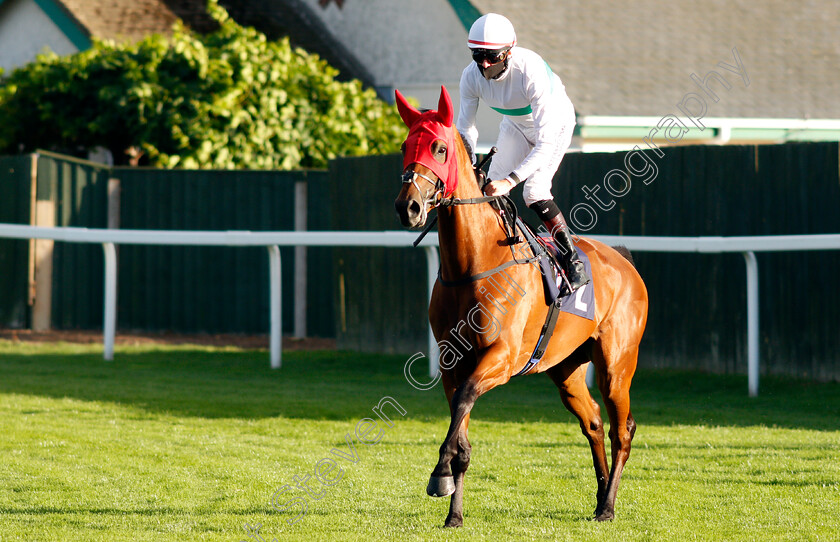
487, 117, 574, 206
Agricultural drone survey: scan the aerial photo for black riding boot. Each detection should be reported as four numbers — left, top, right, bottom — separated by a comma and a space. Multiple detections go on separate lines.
530, 201, 590, 292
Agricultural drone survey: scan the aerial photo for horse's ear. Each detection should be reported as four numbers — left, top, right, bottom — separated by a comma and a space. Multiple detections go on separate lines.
437, 85, 454, 127
395, 89, 421, 128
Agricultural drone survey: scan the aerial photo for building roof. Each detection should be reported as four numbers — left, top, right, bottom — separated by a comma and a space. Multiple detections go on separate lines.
468, 0, 840, 119
215, 0, 376, 86
62, 0, 377, 86
53, 0, 217, 43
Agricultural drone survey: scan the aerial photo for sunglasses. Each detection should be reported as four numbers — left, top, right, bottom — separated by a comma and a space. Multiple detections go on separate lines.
471, 48, 508, 65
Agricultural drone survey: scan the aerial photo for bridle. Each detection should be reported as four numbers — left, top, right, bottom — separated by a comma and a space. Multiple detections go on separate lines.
400, 158, 530, 265
401, 163, 545, 287
401, 169, 445, 210
400, 161, 502, 213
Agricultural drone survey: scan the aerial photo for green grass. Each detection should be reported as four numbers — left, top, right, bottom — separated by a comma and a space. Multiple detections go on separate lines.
1, 340, 839, 541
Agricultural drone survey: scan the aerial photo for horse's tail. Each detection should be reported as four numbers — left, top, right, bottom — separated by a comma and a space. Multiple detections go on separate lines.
612, 245, 636, 267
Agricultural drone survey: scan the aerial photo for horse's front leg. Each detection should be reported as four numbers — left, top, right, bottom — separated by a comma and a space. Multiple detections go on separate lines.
427, 349, 512, 527
443, 414, 471, 528
427, 380, 477, 500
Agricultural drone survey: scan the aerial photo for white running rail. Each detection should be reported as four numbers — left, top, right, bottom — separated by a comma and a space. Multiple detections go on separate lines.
1, 223, 839, 396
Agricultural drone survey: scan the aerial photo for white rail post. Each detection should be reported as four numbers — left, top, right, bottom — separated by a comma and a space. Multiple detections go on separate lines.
268, 245, 282, 369
743, 251, 760, 397
102, 242, 117, 361
424, 245, 440, 378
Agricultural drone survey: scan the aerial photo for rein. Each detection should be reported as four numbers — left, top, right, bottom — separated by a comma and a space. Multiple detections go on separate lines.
410, 190, 545, 286
409, 191, 503, 248
405, 172, 502, 248
410, 147, 503, 248
404, 146, 545, 284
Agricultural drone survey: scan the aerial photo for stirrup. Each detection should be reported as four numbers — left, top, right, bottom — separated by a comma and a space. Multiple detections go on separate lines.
566, 260, 590, 292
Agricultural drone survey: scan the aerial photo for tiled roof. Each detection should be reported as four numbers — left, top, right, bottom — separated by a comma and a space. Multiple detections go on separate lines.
469, 0, 840, 118
56, 0, 218, 43
54, 0, 374, 86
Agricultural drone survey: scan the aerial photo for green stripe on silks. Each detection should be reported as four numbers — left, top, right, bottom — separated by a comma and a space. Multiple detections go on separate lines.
546, 61, 555, 93
490, 63, 555, 117
491, 104, 533, 116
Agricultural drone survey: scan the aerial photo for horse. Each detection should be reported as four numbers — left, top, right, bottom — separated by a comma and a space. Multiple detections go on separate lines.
393, 86, 649, 528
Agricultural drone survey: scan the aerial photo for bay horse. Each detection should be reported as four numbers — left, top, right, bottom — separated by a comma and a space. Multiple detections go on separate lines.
393, 86, 648, 527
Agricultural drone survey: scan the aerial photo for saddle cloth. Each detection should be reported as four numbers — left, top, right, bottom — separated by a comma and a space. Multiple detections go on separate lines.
534, 234, 596, 321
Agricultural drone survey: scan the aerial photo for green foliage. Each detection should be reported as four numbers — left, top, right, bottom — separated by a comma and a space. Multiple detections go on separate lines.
0, 0, 405, 169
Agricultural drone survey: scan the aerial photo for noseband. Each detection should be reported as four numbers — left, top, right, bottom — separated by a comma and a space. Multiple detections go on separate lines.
400, 168, 501, 210
402, 169, 445, 209
401, 161, 512, 249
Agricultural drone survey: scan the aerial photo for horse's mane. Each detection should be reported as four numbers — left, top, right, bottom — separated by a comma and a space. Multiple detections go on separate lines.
457, 132, 474, 163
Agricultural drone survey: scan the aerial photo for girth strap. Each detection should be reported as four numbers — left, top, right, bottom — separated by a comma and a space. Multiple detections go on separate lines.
513, 296, 564, 377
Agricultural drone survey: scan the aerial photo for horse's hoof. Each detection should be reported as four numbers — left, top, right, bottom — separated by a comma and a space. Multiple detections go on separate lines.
594, 510, 615, 522
444, 516, 463, 528
426, 475, 456, 497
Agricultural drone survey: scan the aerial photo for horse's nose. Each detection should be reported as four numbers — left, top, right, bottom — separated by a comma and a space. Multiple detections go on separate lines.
395, 198, 422, 226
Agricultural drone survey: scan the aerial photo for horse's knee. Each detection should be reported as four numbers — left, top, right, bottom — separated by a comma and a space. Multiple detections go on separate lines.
583, 416, 603, 439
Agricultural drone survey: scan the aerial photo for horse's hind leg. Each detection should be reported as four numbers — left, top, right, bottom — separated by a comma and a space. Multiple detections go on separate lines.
592, 341, 639, 521
546, 353, 610, 516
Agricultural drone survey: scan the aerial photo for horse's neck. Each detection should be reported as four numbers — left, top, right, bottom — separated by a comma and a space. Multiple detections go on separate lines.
437, 160, 509, 281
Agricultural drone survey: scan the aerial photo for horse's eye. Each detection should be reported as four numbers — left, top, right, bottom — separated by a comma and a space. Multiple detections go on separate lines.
433, 143, 447, 164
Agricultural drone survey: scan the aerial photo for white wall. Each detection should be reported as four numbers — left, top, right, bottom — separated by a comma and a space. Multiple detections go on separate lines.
0, 0, 78, 74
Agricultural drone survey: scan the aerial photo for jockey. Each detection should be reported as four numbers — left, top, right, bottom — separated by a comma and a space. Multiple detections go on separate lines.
456, 13, 590, 292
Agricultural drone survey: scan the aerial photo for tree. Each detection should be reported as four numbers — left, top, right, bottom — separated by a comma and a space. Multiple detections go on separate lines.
0, 0, 405, 169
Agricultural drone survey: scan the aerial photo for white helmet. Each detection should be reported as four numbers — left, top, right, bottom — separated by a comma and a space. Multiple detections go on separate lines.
468, 13, 516, 50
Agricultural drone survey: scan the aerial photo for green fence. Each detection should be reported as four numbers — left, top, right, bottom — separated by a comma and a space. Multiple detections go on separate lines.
331, 142, 840, 381
38, 152, 110, 329
113, 167, 333, 336
0, 155, 32, 327
1, 143, 838, 380
329, 154, 429, 353
0, 152, 333, 337
0, 152, 109, 329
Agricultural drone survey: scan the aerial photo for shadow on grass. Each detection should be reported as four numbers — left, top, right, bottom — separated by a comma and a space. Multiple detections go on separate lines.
0, 345, 837, 431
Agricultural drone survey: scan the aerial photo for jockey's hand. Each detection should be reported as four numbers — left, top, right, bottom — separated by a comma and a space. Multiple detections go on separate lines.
483, 178, 516, 197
